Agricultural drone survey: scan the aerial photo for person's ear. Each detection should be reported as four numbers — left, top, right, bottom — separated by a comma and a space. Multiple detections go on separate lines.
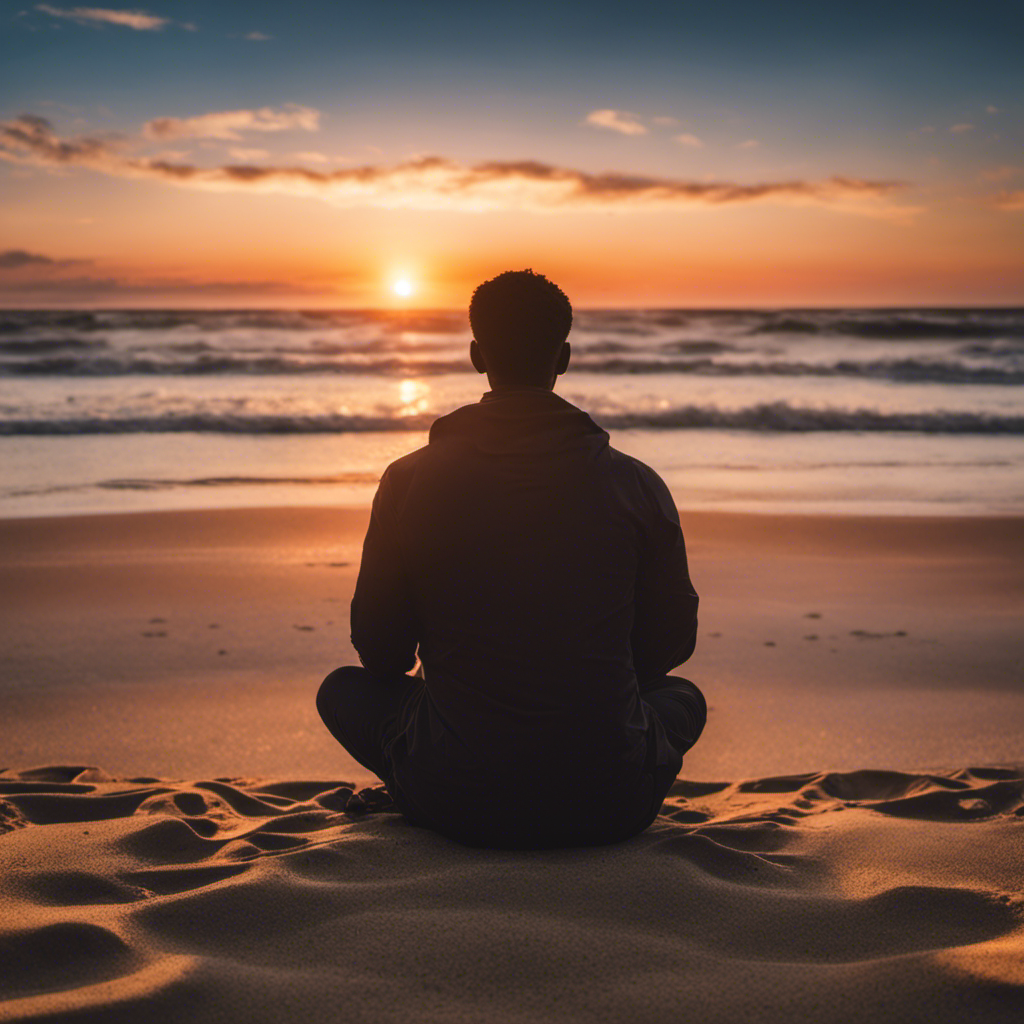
470, 339, 487, 375
555, 341, 571, 376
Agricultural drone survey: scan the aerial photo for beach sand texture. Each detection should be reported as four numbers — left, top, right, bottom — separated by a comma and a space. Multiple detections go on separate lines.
2, 507, 1023, 1021
1, 764, 1023, 1023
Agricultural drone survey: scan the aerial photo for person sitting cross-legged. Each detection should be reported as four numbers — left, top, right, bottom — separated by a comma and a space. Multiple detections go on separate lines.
317, 269, 706, 848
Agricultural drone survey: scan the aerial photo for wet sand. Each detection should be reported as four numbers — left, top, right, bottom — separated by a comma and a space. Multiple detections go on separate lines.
1, 507, 1021, 780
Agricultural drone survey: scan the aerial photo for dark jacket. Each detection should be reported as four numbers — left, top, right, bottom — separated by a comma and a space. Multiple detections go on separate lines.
351, 387, 698, 845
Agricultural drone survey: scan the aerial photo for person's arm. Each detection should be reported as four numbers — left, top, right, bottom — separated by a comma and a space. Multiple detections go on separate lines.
631, 471, 699, 686
350, 468, 418, 678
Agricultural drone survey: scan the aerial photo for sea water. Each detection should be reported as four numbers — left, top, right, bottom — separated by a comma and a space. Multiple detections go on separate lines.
1, 307, 1022, 518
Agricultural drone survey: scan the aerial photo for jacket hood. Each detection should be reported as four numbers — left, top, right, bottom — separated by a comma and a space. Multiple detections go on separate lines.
428, 388, 610, 457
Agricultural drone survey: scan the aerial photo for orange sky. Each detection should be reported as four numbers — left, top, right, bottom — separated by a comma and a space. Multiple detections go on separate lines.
1, 2, 1022, 307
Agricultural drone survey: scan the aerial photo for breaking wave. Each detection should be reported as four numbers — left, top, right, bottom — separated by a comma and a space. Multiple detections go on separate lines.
4, 472, 380, 498
3, 403, 1022, 435
3, 353, 1023, 384
750, 311, 1024, 340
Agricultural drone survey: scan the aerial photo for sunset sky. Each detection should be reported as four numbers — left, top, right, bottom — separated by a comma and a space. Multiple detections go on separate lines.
1, 0, 1021, 307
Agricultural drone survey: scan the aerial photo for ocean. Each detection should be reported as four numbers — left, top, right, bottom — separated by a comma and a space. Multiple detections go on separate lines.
1, 307, 1022, 518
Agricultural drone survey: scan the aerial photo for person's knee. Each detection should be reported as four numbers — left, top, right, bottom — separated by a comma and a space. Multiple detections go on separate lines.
316, 665, 366, 722
644, 676, 707, 752
674, 677, 707, 732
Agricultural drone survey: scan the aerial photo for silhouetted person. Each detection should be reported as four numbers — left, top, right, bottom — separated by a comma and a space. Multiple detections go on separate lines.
317, 270, 705, 848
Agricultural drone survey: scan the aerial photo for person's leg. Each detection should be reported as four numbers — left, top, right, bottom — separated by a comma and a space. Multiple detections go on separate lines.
316, 665, 418, 780
610, 676, 707, 841
640, 676, 707, 756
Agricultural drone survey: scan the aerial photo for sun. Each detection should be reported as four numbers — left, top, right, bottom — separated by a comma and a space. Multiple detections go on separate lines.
392, 277, 415, 298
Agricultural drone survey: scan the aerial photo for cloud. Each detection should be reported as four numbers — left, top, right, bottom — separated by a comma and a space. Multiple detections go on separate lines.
950, 123, 974, 134
0, 114, 113, 162
0, 114, 920, 220
245, 31, 271, 41
651, 116, 679, 127
35, 4, 171, 30
585, 109, 647, 136
0, 248, 88, 269
993, 190, 1024, 212
674, 133, 704, 148
144, 105, 320, 141
736, 139, 759, 150
979, 165, 1021, 183
0, 248, 63, 269
986, 105, 999, 115
228, 147, 269, 161
0, 273, 325, 297
292, 151, 330, 163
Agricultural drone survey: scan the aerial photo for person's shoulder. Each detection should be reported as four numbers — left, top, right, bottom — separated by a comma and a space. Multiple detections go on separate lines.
377, 444, 430, 500
606, 445, 679, 522
606, 445, 666, 490
384, 444, 430, 476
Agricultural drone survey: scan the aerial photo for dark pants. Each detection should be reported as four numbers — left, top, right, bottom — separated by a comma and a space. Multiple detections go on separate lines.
317, 666, 706, 845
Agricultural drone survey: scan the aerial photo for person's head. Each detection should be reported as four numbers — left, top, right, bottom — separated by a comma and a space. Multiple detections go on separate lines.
469, 269, 572, 389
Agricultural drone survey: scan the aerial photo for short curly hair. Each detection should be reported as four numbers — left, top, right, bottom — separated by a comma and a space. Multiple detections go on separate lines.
469, 269, 572, 384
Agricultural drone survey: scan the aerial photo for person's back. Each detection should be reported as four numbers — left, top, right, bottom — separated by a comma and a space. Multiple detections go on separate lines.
318, 270, 706, 848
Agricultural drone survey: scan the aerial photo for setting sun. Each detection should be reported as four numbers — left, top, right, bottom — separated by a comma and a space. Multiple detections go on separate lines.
392, 278, 415, 298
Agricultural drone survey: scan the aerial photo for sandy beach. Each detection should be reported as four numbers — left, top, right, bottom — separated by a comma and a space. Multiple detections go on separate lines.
2, 506, 1023, 1021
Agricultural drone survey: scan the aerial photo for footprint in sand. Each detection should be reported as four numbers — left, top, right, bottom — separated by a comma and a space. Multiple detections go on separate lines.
172, 792, 207, 816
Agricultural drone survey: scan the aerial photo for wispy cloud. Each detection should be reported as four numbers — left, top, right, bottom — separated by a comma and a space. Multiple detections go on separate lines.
584, 109, 647, 136
736, 139, 759, 150
986, 105, 999, 115
244, 31, 271, 41
0, 248, 87, 269
0, 273, 323, 297
674, 133, 704, 148
228, 147, 269, 161
979, 165, 1021, 183
0, 115, 920, 221
35, 4, 178, 31
144, 105, 320, 141
993, 190, 1024, 212
950, 123, 974, 134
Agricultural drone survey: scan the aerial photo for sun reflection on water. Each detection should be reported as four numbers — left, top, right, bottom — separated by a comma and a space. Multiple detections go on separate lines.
397, 378, 430, 417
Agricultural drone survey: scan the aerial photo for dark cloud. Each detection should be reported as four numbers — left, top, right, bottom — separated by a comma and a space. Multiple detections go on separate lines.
0, 249, 57, 269
0, 114, 918, 220
0, 248, 88, 269
0, 274, 326, 296
0, 114, 111, 163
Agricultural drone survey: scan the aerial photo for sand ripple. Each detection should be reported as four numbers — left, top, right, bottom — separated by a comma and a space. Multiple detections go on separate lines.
1, 765, 1022, 1022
